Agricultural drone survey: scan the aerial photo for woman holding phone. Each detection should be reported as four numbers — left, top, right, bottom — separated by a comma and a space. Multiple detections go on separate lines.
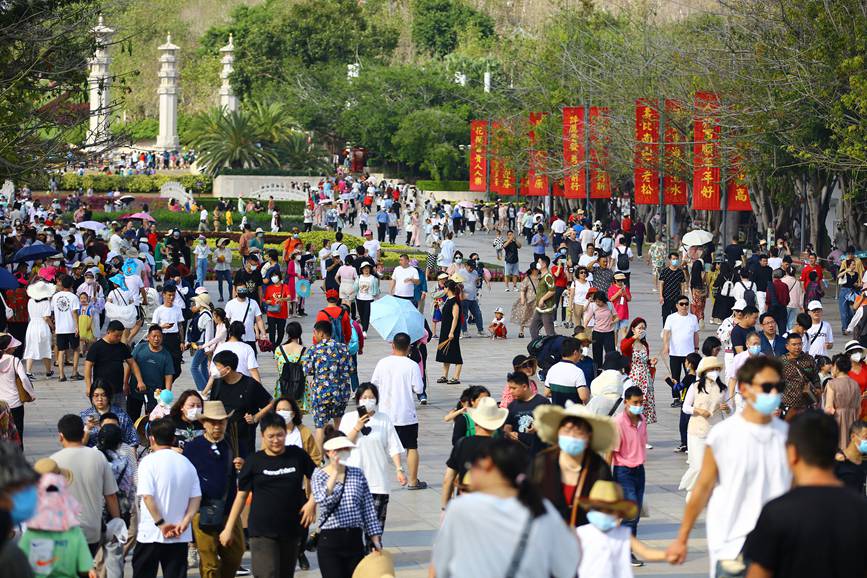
338, 383, 406, 550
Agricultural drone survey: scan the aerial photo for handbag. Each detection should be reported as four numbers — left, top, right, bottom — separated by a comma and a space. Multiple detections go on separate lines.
198, 447, 233, 531
13, 357, 33, 403
715, 556, 747, 578
0, 293, 13, 319
305, 480, 345, 551
105, 290, 137, 329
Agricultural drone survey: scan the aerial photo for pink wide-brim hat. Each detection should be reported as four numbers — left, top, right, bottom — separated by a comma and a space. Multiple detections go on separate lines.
27, 473, 82, 532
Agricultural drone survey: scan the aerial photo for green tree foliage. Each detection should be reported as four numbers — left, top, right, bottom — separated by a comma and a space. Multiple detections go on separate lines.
393, 108, 468, 171
411, 0, 494, 58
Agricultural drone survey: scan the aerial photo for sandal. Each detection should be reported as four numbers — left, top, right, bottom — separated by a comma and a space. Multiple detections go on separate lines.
406, 480, 428, 491
447, 378, 461, 385
436, 376, 448, 383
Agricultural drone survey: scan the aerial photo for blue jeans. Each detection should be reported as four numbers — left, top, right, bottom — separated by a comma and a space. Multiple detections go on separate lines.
215, 269, 233, 300
786, 307, 799, 331
839, 288, 856, 331
191, 348, 209, 391
613, 464, 645, 535
461, 299, 484, 333
196, 258, 208, 289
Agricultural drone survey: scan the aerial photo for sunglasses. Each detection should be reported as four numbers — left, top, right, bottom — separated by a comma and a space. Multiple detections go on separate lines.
756, 381, 782, 393
677, 302, 689, 306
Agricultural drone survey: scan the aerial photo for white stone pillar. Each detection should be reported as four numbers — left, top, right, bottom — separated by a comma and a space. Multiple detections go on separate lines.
156, 33, 180, 151
86, 15, 115, 148
219, 34, 238, 113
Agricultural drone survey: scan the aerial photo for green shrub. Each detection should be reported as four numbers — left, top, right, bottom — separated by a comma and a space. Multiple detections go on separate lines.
53, 174, 214, 193
415, 180, 469, 191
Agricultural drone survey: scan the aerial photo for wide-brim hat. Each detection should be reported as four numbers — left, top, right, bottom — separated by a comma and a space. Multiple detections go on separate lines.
696, 356, 723, 375
0, 333, 22, 352
324, 436, 356, 452
33, 458, 73, 485
844, 340, 865, 354
217, 238, 231, 246
124, 248, 140, 259
37, 266, 57, 282
533, 402, 619, 453
193, 294, 212, 309
468, 397, 509, 431
358, 261, 373, 271
26, 280, 56, 301
352, 549, 395, 578
199, 400, 233, 421
578, 480, 638, 519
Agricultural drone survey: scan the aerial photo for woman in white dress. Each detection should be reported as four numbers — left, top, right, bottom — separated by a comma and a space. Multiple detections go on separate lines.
23, 279, 56, 378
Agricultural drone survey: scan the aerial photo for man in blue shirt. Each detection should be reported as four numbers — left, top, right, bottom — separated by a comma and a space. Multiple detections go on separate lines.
758, 313, 787, 356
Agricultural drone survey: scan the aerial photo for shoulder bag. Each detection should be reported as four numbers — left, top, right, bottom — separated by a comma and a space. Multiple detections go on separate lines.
504, 510, 535, 578
198, 447, 234, 531
305, 477, 346, 551
13, 357, 33, 403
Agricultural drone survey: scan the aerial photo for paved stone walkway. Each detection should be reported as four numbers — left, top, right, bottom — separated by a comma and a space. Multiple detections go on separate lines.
21, 225, 846, 577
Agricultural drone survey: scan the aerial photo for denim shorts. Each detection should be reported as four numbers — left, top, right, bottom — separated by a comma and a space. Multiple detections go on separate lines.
505, 262, 520, 276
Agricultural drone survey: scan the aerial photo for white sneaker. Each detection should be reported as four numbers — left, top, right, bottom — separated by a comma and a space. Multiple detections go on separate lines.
645, 443, 654, 450
187, 547, 199, 569
504, 287, 511, 292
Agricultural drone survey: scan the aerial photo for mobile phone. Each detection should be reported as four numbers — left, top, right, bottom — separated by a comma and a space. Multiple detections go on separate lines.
357, 406, 368, 418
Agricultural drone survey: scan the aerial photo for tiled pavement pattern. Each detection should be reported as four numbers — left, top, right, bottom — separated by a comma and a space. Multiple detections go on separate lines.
21, 226, 846, 577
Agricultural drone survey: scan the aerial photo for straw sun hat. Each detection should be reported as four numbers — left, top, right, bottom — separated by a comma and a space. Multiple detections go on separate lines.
578, 480, 638, 519
533, 402, 619, 453
467, 397, 508, 431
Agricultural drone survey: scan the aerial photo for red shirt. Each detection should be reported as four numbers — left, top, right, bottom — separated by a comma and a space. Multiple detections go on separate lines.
800, 264, 824, 288
315, 305, 352, 344
621, 217, 633, 233
264, 284, 289, 319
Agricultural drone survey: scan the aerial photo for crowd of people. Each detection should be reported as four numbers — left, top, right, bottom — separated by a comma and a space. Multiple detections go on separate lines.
0, 172, 865, 578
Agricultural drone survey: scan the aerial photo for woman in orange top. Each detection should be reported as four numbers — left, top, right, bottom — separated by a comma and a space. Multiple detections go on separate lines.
845, 341, 867, 418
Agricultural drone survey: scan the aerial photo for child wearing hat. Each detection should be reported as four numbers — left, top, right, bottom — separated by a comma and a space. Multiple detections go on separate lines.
488, 306, 507, 339
576, 480, 667, 577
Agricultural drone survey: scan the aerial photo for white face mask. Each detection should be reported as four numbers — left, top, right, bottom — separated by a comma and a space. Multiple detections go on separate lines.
185, 408, 201, 421
536, 262, 543, 270
582, 346, 591, 357
852, 352, 863, 363
270, 276, 280, 284
360, 399, 377, 413
210, 366, 226, 379
706, 370, 720, 382
276, 409, 293, 422
335, 450, 351, 465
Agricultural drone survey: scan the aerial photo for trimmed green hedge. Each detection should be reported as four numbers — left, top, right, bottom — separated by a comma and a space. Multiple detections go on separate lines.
76, 209, 302, 231
218, 168, 322, 177
415, 180, 470, 191
58, 173, 213, 193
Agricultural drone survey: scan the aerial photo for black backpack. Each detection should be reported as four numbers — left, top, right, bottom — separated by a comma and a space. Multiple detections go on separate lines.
278, 345, 306, 400
616, 247, 630, 271
528, 335, 563, 380
739, 281, 757, 308
186, 310, 212, 344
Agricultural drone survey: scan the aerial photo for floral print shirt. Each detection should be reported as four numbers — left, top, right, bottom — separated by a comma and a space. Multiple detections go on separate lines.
302, 339, 352, 401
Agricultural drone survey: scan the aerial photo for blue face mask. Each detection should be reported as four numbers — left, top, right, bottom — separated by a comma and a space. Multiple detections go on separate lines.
586, 510, 619, 532
558, 435, 587, 457
859, 440, 867, 455
748, 345, 762, 356
751, 392, 781, 416
10, 485, 38, 524
628, 404, 643, 416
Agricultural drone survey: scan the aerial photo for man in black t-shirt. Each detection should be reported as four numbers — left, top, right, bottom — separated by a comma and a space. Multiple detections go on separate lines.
84, 320, 145, 406
233, 255, 264, 303
658, 253, 687, 323
744, 412, 867, 578
210, 350, 273, 458
835, 420, 867, 494
723, 237, 744, 266
504, 371, 550, 455
503, 230, 521, 291
730, 306, 758, 353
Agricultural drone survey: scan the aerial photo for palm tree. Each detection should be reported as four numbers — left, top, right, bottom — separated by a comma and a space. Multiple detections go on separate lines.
278, 131, 331, 175
188, 110, 279, 175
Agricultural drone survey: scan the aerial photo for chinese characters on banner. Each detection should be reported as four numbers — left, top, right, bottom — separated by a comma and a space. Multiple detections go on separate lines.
634, 99, 659, 204
727, 155, 752, 211
692, 92, 721, 210
663, 99, 688, 205
527, 112, 549, 196
469, 120, 488, 192
588, 106, 612, 199
490, 122, 516, 196
562, 107, 586, 199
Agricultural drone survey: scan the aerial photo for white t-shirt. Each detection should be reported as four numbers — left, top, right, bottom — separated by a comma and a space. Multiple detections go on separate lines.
391, 266, 419, 298
705, 414, 790, 567
612, 247, 633, 272
370, 355, 424, 426
664, 312, 700, 356
124, 274, 144, 305
545, 361, 587, 391
363, 239, 381, 262
51, 290, 79, 334
551, 219, 567, 234
210, 340, 259, 377
318, 247, 331, 277
330, 241, 349, 263
578, 253, 598, 268
136, 449, 202, 544
339, 410, 405, 495
433, 494, 580, 578
224, 297, 261, 341
579, 229, 596, 252
806, 320, 833, 357
151, 305, 184, 334
199, 208, 208, 222
439, 239, 456, 266
571, 280, 592, 306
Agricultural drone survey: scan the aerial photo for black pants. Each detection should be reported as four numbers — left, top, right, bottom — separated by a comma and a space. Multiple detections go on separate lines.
267, 317, 287, 346
127, 394, 157, 422
162, 333, 182, 379
670, 355, 686, 399
553, 286, 566, 322
387, 226, 397, 243
357, 299, 372, 332
377, 223, 387, 242
132, 541, 188, 578
679, 409, 689, 446
249, 534, 299, 578
592, 330, 616, 369
317, 528, 365, 578
10, 405, 23, 448
661, 300, 677, 325
244, 340, 259, 355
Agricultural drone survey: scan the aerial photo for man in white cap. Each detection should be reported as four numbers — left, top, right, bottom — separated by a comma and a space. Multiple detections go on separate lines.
805, 300, 833, 357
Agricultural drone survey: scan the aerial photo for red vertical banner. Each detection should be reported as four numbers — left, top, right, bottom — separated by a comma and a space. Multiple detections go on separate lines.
562, 106, 586, 199
527, 112, 549, 196
663, 99, 688, 205
491, 122, 516, 196
469, 120, 488, 192
588, 106, 611, 199
634, 99, 659, 204
692, 92, 721, 210
726, 155, 752, 211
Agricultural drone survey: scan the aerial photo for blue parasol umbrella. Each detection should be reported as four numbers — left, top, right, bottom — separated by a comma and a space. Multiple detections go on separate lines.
369, 295, 425, 342
295, 278, 311, 299
11, 242, 60, 263
0, 268, 21, 289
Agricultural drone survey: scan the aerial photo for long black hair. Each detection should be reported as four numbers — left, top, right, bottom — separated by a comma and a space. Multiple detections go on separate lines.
472, 438, 545, 518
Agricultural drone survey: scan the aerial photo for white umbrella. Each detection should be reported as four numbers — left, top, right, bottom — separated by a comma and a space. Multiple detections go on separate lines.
458, 200, 476, 209
77, 221, 106, 231
682, 229, 713, 247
